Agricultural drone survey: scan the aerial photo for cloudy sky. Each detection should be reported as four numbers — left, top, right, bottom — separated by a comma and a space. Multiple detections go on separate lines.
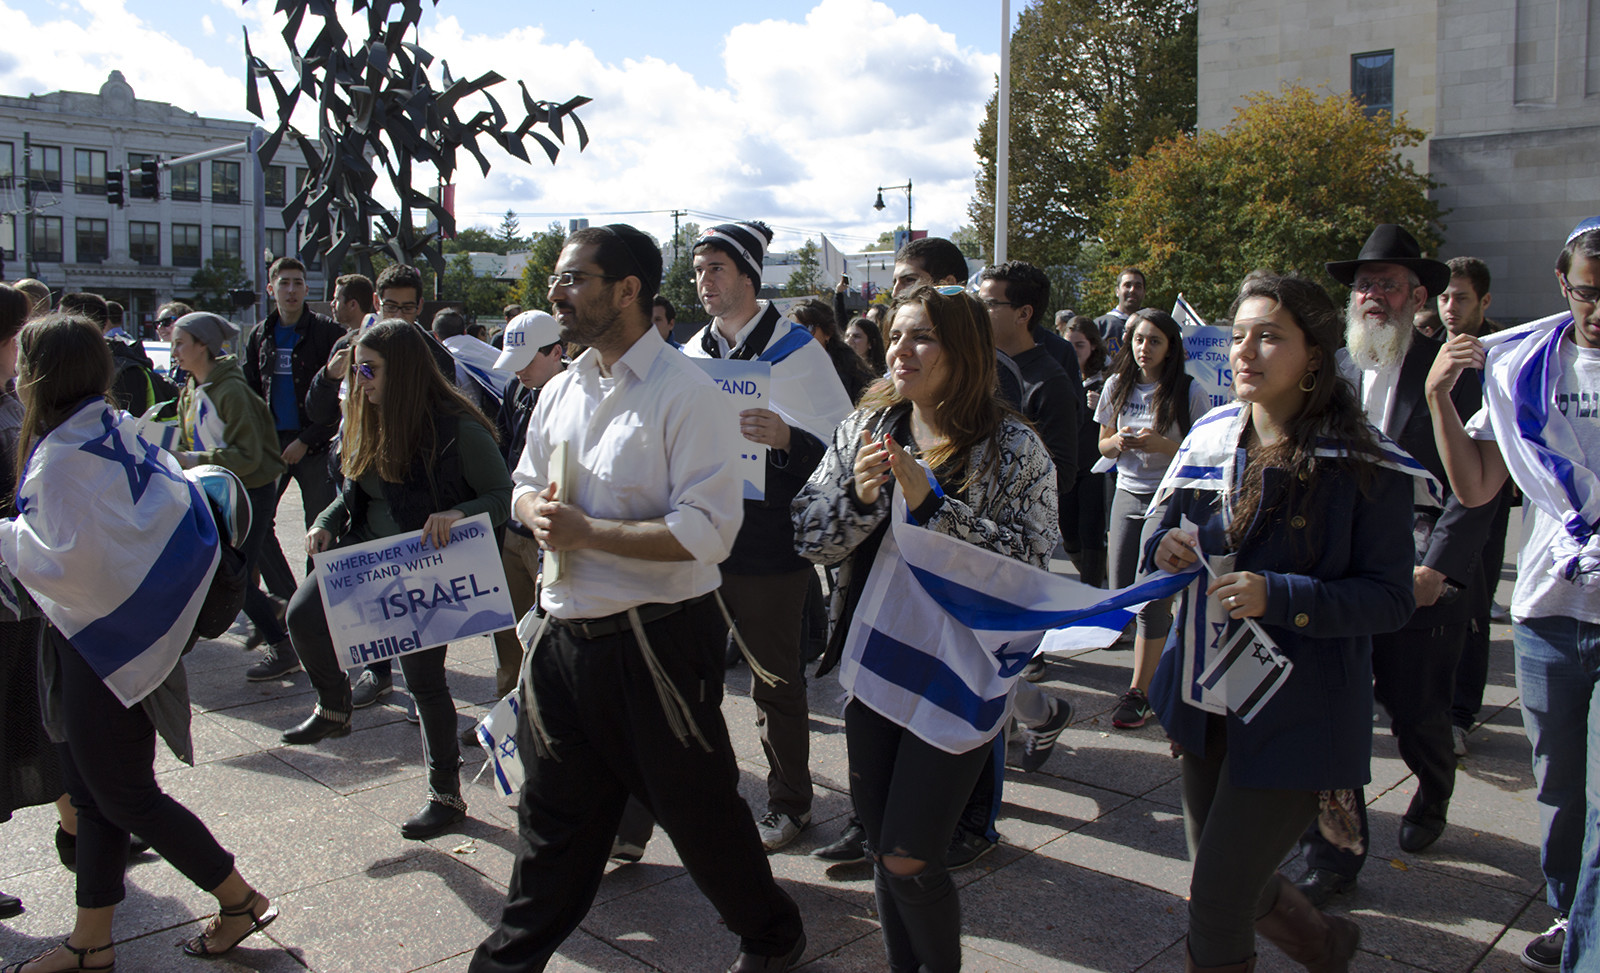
0, 0, 1016, 253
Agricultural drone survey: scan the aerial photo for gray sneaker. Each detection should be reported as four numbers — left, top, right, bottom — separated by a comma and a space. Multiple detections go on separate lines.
351, 669, 394, 708
756, 810, 811, 851
1451, 725, 1469, 757
245, 640, 301, 682
1521, 914, 1567, 971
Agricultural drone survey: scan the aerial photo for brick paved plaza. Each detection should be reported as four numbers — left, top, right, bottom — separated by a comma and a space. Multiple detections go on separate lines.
0, 492, 1554, 972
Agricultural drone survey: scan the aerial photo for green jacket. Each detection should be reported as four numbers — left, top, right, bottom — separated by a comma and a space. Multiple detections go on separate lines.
177, 355, 287, 490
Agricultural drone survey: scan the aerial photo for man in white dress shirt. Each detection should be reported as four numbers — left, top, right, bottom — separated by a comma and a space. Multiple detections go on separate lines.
470, 224, 805, 973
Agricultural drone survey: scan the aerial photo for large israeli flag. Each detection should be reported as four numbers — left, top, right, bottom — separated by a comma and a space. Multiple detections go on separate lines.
444, 334, 516, 401
0, 400, 220, 706
841, 496, 1198, 753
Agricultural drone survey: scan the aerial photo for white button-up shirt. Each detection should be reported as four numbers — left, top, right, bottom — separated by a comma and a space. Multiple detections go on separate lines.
513, 325, 745, 619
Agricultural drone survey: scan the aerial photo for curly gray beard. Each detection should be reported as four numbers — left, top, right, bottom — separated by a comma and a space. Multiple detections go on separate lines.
1344, 293, 1414, 369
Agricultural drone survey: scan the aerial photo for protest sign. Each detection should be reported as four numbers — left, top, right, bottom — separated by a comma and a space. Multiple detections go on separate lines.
1174, 294, 1235, 411
691, 357, 772, 500
312, 512, 515, 670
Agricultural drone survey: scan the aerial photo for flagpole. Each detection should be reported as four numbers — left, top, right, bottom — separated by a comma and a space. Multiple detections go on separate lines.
993, 0, 1011, 265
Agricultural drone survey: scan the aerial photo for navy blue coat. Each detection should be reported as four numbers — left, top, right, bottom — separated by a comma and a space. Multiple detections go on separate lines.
1145, 461, 1416, 791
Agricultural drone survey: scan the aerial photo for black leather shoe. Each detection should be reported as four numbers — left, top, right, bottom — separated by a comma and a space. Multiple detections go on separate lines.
727, 932, 805, 972
0, 891, 22, 919
1293, 866, 1355, 908
1399, 818, 1444, 853
281, 711, 351, 745
401, 796, 466, 840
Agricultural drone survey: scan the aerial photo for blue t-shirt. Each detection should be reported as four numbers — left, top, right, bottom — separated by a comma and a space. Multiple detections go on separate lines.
272, 322, 301, 431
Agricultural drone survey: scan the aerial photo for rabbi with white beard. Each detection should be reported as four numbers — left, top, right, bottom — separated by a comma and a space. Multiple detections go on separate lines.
1289, 224, 1500, 910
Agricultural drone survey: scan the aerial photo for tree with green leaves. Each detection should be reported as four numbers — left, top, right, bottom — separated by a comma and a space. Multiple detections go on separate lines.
783, 240, 824, 297
187, 255, 251, 314
443, 226, 508, 255
969, 0, 1197, 273
660, 221, 709, 328
497, 209, 525, 251
1089, 85, 1443, 317
511, 222, 567, 309
442, 251, 513, 318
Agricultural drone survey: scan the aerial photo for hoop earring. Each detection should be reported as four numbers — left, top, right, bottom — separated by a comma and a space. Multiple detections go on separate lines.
1299, 372, 1317, 392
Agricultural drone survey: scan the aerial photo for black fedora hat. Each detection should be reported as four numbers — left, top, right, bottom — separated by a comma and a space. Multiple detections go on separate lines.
1326, 224, 1450, 298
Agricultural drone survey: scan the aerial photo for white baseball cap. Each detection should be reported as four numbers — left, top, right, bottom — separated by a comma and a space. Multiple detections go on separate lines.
493, 310, 562, 371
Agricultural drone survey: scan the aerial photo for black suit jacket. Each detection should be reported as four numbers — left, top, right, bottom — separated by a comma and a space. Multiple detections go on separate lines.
1370, 334, 1495, 630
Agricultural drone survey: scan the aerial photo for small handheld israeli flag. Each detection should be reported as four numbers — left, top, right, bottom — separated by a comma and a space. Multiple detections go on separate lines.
474, 691, 525, 798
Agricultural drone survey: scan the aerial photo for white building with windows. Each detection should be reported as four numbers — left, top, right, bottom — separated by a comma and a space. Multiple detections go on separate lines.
0, 71, 322, 333
1197, 0, 1600, 322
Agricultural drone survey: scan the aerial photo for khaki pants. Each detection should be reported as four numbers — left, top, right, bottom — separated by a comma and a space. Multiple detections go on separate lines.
493, 530, 542, 698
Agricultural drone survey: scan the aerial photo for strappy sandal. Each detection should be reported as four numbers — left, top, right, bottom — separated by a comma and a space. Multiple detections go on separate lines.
178, 889, 279, 958
0, 938, 114, 972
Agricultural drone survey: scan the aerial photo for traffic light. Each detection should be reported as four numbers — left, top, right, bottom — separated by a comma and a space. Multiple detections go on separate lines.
106, 169, 124, 207
138, 160, 159, 199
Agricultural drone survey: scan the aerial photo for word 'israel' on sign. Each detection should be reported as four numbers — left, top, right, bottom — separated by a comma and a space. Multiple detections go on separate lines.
691, 357, 772, 501
312, 512, 516, 670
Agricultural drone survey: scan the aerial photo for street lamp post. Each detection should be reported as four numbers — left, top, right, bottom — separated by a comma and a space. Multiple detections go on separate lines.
873, 180, 913, 239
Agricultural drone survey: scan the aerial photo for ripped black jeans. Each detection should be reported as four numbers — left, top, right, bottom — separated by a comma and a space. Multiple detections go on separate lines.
845, 699, 993, 973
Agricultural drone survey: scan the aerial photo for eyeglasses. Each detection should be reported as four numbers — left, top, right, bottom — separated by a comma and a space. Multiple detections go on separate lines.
1351, 277, 1410, 297
934, 285, 967, 296
379, 300, 419, 314
978, 298, 1017, 310
1561, 274, 1600, 305
156, 317, 177, 328
355, 362, 378, 381
548, 271, 621, 288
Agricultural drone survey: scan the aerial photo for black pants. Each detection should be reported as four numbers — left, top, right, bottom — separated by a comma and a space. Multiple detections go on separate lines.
470, 598, 801, 972
1182, 714, 1320, 966
240, 482, 288, 645
285, 572, 459, 796
846, 700, 992, 973
1061, 471, 1108, 588
52, 627, 234, 908
1453, 491, 1512, 730
722, 568, 813, 818
1301, 623, 1467, 877
256, 429, 336, 599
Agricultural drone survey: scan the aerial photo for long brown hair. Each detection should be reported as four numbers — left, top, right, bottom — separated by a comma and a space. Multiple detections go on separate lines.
857, 284, 1009, 492
341, 321, 496, 482
1224, 275, 1382, 557
14, 315, 115, 491
1106, 308, 1188, 433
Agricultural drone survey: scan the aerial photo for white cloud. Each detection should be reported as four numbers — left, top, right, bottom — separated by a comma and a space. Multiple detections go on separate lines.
201, 13, 214, 36
0, 0, 999, 252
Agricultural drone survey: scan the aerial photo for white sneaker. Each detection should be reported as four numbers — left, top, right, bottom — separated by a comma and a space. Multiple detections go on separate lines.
756, 810, 811, 851
1452, 725, 1469, 757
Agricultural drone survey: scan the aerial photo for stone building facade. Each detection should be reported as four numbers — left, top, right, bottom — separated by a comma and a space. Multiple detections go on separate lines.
1197, 0, 1600, 322
0, 71, 321, 333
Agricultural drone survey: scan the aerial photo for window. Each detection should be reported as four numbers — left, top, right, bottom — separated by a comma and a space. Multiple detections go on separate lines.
212, 160, 240, 204
1351, 50, 1395, 118
171, 162, 201, 202
74, 149, 107, 196
265, 228, 287, 260
31, 216, 63, 262
173, 223, 201, 267
213, 224, 241, 261
75, 218, 108, 262
265, 165, 286, 207
29, 145, 61, 193
130, 221, 160, 266
1, 216, 14, 258
0, 142, 13, 189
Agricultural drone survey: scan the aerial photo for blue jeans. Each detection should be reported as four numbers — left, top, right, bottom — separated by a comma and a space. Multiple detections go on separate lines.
1512, 615, 1600, 973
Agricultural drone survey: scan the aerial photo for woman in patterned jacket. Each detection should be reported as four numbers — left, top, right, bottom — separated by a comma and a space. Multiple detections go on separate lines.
792, 284, 1058, 973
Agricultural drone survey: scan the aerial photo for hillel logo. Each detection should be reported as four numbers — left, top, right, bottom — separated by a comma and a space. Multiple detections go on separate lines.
346, 629, 422, 667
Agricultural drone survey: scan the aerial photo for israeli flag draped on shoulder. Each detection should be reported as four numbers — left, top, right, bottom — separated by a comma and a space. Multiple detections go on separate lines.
185, 387, 229, 452
841, 488, 1199, 754
1148, 402, 1442, 516
0, 399, 221, 706
1479, 311, 1600, 583
444, 334, 517, 401
685, 304, 854, 442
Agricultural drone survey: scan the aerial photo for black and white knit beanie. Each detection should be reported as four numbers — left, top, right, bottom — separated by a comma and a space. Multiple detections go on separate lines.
698, 220, 773, 291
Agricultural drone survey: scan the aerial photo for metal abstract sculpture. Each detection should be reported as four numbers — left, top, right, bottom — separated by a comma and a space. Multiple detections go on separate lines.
242, 0, 590, 290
